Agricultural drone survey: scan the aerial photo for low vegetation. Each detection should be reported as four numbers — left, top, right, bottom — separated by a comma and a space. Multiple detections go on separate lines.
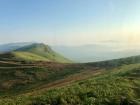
0, 63, 140, 105
0, 62, 90, 96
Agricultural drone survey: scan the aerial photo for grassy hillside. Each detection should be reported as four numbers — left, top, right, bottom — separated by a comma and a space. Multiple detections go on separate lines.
27, 63, 140, 105
0, 63, 86, 96
13, 51, 50, 61
0, 55, 140, 105
87, 55, 140, 68
0, 63, 139, 105
0, 43, 71, 63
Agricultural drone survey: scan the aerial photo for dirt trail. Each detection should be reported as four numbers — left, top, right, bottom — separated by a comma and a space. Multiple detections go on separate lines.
24, 69, 103, 96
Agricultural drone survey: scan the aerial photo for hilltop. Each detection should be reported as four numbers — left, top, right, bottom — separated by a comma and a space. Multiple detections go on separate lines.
0, 43, 71, 63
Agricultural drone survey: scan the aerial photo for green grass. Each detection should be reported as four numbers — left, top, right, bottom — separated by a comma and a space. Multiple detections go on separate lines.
15, 43, 72, 63
0, 63, 140, 105
0, 43, 72, 63
0, 63, 86, 96
26, 64, 140, 105
13, 51, 50, 61
0, 54, 140, 105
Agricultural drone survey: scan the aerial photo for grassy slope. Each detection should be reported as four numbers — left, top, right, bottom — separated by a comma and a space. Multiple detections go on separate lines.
29, 64, 140, 105
15, 43, 71, 63
0, 43, 71, 63
0, 62, 92, 96
86, 55, 140, 68
0, 63, 139, 105
13, 51, 50, 61
0, 55, 140, 104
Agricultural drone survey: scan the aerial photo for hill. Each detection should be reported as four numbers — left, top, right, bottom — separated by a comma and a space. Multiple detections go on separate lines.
87, 55, 140, 68
0, 56, 140, 105
0, 43, 71, 63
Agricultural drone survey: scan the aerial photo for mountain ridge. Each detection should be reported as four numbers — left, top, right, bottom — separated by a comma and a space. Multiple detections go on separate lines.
0, 43, 71, 63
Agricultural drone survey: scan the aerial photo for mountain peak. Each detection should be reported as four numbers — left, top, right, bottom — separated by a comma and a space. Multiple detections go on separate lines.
0, 43, 71, 63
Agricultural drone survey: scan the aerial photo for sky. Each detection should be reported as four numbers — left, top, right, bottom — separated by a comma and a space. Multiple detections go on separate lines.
0, 0, 140, 46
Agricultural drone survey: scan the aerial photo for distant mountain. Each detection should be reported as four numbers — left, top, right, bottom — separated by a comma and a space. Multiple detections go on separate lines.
0, 42, 34, 53
0, 43, 71, 63
52, 44, 140, 62
1, 43, 140, 63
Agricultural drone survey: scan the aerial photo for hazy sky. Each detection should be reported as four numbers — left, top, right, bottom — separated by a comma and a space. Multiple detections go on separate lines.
0, 0, 140, 46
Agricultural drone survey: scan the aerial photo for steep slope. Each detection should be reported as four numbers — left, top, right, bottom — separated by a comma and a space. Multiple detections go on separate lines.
0, 43, 71, 63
